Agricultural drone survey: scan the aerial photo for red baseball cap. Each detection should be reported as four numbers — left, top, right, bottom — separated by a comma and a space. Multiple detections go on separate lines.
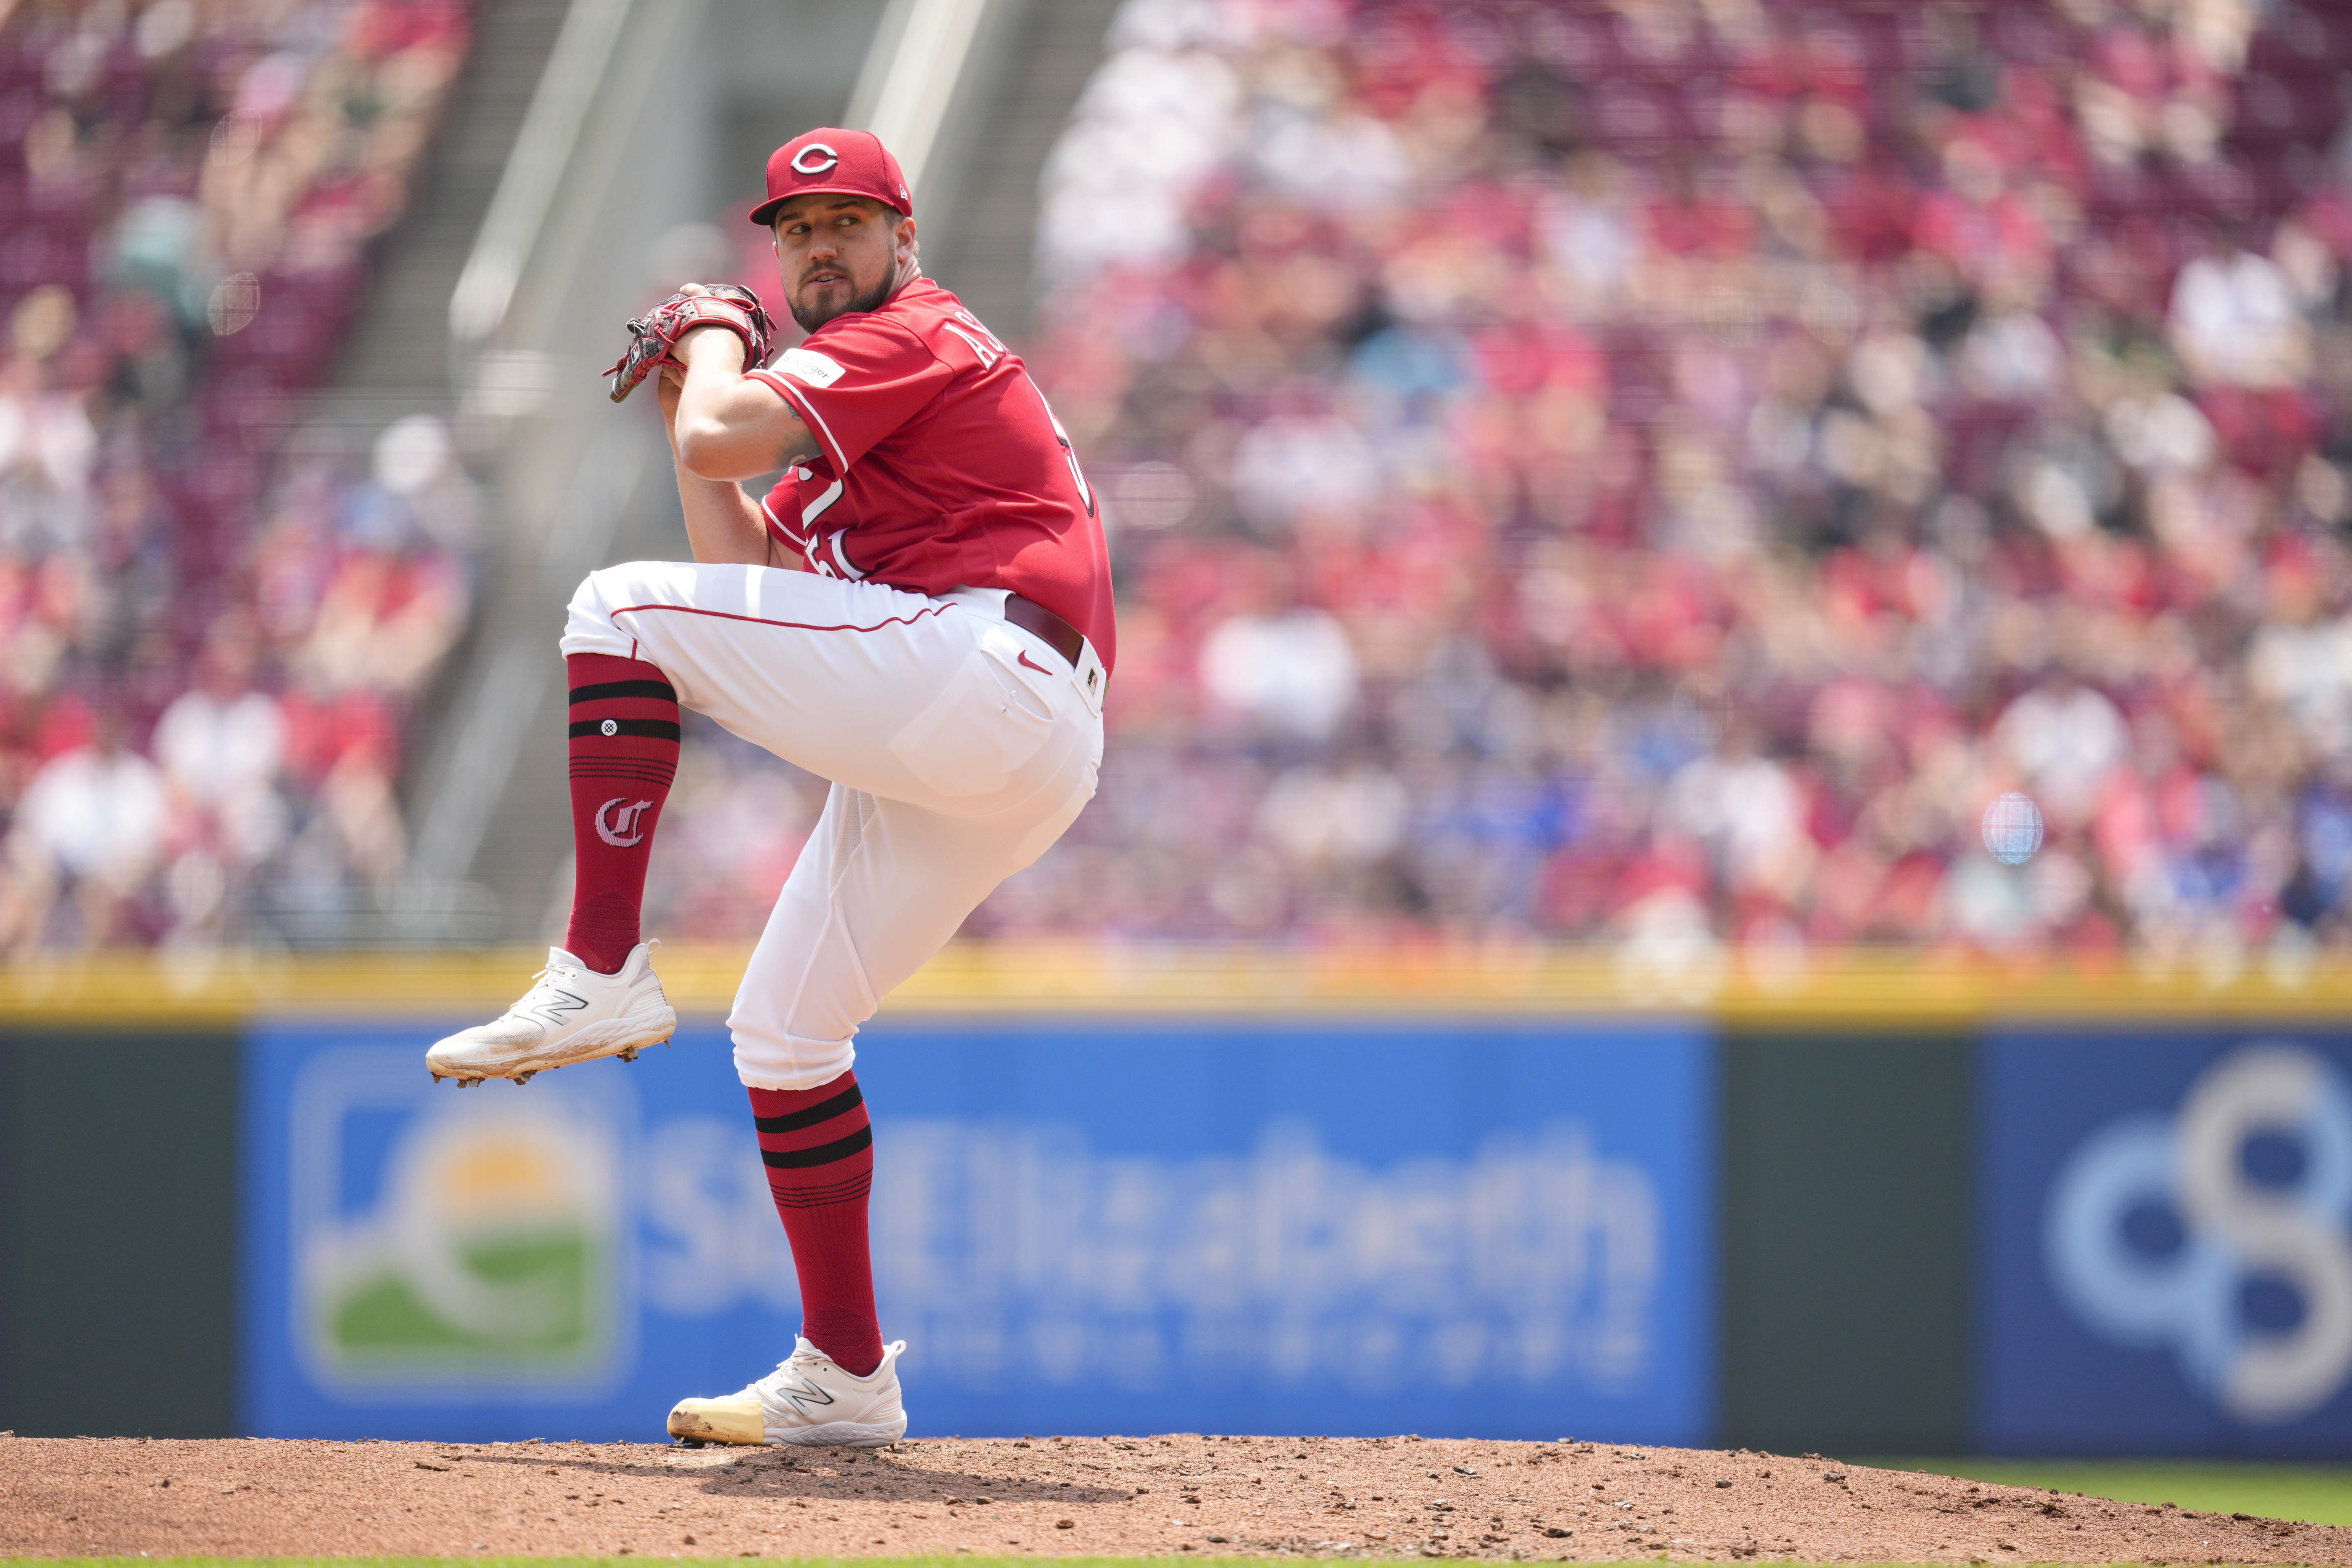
749, 128, 913, 227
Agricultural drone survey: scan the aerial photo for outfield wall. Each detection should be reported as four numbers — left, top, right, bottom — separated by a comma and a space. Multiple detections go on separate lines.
4, 948, 2351, 1455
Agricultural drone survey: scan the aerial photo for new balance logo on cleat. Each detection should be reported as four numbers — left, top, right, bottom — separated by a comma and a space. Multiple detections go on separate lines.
531, 989, 589, 1024
769, 1367, 836, 1418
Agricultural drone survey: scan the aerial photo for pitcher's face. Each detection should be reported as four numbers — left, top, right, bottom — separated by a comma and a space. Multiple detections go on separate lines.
771, 194, 914, 333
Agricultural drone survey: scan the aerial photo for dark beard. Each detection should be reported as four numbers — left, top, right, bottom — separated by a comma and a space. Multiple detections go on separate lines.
789, 268, 898, 333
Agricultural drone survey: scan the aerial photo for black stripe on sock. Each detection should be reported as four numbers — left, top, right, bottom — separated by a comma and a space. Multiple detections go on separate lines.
569, 717, 681, 741
759, 1124, 873, 1170
753, 1081, 865, 1134
571, 678, 678, 705
766, 1171, 874, 1208
567, 762, 680, 782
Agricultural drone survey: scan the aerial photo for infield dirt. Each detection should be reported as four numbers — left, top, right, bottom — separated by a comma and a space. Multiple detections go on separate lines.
3, 1434, 2346, 1563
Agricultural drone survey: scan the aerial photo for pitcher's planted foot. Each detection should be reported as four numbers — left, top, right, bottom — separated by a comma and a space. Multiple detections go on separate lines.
667, 1337, 907, 1447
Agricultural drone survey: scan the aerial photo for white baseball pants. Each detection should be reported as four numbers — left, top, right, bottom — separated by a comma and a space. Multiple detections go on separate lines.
561, 562, 1104, 1090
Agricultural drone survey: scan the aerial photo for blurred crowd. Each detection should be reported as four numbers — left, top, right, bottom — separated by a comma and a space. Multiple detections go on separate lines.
0, 0, 475, 949
18, 0, 2352, 967
977, 0, 2352, 967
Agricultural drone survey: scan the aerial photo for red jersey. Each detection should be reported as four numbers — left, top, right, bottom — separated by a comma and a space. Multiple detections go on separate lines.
746, 278, 1116, 672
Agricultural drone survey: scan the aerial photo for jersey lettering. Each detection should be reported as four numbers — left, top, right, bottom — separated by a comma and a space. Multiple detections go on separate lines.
949, 309, 1008, 356
826, 529, 866, 579
944, 316, 1081, 510
802, 477, 846, 528
1023, 370, 1095, 518
940, 321, 1003, 369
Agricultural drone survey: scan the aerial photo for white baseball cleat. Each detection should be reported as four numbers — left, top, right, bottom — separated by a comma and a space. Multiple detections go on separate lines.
667, 1336, 908, 1448
426, 941, 676, 1086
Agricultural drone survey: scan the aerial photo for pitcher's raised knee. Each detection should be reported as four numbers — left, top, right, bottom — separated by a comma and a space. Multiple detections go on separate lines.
562, 562, 668, 659
730, 1024, 858, 1093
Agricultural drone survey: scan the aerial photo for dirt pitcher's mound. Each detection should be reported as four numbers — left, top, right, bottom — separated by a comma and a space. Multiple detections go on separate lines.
2, 1433, 2345, 1563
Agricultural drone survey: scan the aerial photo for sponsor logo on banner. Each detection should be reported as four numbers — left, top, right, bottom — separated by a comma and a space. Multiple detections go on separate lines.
1980, 1026, 2352, 1452
247, 1021, 1707, 1441
641, 1119, 1663, 1392
286, 1049, 627, 1395
2045, 1042, 2352, 1424
866, 1120, 1660, 1395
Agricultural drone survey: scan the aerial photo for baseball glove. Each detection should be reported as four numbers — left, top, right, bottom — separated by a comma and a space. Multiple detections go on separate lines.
605, 284, 778, 403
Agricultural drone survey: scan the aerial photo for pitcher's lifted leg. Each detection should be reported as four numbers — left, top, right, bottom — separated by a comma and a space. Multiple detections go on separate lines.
424, 652, 680, 1086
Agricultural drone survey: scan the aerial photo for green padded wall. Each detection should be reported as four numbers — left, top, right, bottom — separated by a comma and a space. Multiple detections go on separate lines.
0, 1028, 239, 1436
1718, 1027, 1972, 1455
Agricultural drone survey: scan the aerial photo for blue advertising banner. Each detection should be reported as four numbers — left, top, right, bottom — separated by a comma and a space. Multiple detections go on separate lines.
241, 1015, 1714, 1444
1978, 1026, 2352, 1455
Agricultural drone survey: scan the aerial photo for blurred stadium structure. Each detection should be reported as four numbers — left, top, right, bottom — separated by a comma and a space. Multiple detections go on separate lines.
5, 0, 2352, 967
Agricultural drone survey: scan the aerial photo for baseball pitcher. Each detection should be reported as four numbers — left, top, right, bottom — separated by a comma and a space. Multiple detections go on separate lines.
426, 129, 1113, 1447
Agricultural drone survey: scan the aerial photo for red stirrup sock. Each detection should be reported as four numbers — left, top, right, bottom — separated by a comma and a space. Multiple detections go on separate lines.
563, 652, 680, 975
749, 1071, 883, 1377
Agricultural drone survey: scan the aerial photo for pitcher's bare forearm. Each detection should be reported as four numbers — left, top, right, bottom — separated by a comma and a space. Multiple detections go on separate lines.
671, 327, 824, 481
658, 361, 806, 568
674, 468, 804, 568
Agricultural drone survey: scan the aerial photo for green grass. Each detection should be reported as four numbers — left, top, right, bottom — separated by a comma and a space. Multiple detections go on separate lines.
1869, 1458, 2352, 1526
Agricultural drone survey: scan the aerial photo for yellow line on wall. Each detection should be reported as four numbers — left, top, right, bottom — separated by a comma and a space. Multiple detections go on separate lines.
4, 944, 2352, 1025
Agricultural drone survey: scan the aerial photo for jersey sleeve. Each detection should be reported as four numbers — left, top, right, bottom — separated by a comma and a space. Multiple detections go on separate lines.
743, 316, 953, 477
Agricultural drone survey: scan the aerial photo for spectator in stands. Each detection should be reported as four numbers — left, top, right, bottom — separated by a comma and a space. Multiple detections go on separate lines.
153, 613, 288, 940
0, 701, 168, 948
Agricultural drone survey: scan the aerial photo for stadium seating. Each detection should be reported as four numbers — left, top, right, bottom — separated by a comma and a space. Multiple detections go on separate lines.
987, 0, 2352, 964
17, 0, 2352, 969
0, 0, 473, 947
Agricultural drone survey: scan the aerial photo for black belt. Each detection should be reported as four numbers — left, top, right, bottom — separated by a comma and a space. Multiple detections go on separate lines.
1004, 593, 1085, 668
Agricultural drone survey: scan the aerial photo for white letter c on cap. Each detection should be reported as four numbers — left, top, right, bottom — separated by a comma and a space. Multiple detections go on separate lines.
790, 142, 838, 175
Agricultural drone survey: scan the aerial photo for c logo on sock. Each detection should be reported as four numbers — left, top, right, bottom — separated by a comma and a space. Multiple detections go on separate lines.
596, 797, 655, 848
